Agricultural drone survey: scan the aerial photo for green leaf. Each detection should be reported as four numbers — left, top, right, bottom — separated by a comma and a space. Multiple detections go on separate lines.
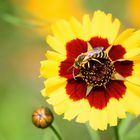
86, 123, 115, 140
119, 113, 140, 140
42, 128, 54, 140
0, 14, 39, 28
86, 123, 101, 140
123, 123, 140, 140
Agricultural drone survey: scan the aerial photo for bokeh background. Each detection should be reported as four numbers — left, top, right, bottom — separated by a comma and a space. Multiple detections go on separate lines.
0, 0, 140, 140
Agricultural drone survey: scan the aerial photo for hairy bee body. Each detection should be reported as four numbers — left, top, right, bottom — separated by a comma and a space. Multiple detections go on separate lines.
92, 51, 108, 59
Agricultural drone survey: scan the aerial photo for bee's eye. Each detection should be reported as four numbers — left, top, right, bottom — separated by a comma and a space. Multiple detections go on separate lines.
75, 61, 79, 66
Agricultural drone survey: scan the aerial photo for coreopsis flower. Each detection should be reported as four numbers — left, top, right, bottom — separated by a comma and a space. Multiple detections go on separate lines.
26, 0, 84, 21
40, 11, 140, 130
127, 0, 140, 27
11, 0, 85, 34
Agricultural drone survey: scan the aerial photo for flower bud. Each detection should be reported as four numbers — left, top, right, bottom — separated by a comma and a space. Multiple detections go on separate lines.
32, 107, 54, 128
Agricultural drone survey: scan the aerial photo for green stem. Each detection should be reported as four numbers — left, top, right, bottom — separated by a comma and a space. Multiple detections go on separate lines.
114, 126, 120, 140
50, 125, 62, 140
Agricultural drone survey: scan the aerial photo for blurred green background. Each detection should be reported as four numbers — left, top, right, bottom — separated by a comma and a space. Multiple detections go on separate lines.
0, 0, 140, 140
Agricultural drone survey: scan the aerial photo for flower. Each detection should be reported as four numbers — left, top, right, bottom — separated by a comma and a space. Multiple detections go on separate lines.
126, 0, 140, 27
26, 0, 84, 21
12, 0, 85, 35
40, 11, 140, 130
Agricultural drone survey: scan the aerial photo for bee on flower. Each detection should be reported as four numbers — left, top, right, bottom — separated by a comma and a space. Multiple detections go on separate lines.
40, 11, 140, 130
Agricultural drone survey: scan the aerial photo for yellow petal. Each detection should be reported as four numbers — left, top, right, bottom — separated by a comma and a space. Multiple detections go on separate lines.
76, 100, 91, 123
122, 30, 140, 51
70, 17, 84, 39
64, 99, 92, 121
64, 100, 83, 120
126, 62, 140, 85
91, 11, 107, 37
46, 35, 66, 54
131, 63, 140, 76
125, 81, 140, 98
114, 28, 135, 44
91, 11, 120, 44
120, 90, 140, 115
132, 55, 140, 63
53, 99, 73, 115
47, 87, 69, 105
51, 19, 76, 44
43, 77, 67, 97
89, 107, 108, 130
40, 60, 60, 78
107, 18, 120, 44
107, 99, 126, 126
124, 48, 140, 59
114, 29, 140, 59
82, 14, 92, 40
126, 76, 140, 87
45, 51, 66, 61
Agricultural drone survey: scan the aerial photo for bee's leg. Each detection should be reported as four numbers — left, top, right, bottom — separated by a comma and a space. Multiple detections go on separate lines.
87, 62, 90, 68
81, 63, 86, 68
92, 58, 103, 65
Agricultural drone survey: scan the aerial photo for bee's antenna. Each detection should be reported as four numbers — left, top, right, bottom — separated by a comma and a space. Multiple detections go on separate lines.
72, 68, 82, 80
72, 67, 77, 80
67, 65, 73, 72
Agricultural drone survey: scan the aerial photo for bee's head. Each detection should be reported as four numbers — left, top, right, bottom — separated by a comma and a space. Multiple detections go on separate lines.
74, 54, 86, 68
74, 61, 80, 68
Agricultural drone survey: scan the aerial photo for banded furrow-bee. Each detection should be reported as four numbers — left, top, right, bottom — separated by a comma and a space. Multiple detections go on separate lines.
73, 46, 108, 69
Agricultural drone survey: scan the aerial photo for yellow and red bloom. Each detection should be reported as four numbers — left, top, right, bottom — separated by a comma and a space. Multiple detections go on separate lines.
126, 0, 140, 27
40, 11, 140, 130
11, 0, 85, 35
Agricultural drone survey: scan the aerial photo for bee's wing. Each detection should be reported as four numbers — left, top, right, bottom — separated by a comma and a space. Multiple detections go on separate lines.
93, 46, 104, 53
87, 51, 96, 56
84, 47, 104, 60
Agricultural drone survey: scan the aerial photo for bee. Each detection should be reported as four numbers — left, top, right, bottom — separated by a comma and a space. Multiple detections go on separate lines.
72, 47, 108, 79
73, 47, 107, 69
